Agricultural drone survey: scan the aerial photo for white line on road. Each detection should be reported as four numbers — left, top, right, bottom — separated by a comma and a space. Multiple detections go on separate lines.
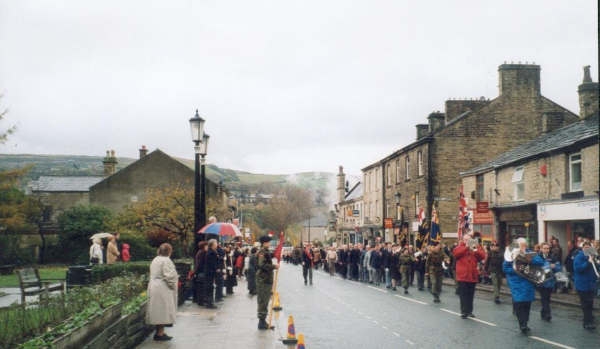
406, 340, 414, 345
373, 320, 379, 324
529, 336, 576, 349
348, 280, 362, 285
365, 315, 371, 319
351, 308, 356, 311
367, 286, 388, 293
358, 312, 363, 315
440, 309, 497, 327
382, 326, 389, 330
394, 295, 427, 305
393, 332, 401, 337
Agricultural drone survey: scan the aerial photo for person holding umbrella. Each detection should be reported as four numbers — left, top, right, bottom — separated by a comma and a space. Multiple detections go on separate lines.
89, 238, 103, 265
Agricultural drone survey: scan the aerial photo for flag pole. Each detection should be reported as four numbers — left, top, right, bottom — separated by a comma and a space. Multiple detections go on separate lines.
268, 232, 284, 330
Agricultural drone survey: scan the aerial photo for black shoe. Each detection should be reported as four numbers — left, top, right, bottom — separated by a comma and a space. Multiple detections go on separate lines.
258, 319, 268, 330
520, 326, 531, 334
205, 304, 217, 309
386, 285, 391, 289
392, 287, 397, 291
404, 290, 409, 294
165, 324, 173, 327
433, 298, 441, 303
310, 282, 313, 285
468, 313, 475, 318
494, 298, 500, 304
460, 313, 468, 319
304, 281, 307, 285
584, 322, 596, 330
418, 288, 424, 291
153, 334, 173, 341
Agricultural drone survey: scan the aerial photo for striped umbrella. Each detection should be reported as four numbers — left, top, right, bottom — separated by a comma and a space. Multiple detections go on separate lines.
198, 222, 242, 237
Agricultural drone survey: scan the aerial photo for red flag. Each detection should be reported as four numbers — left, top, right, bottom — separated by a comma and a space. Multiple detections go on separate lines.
458, 184, 468, 239
273, 232, 284, 263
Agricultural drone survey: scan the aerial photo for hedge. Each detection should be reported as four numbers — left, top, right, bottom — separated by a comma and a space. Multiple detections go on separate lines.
91, 261, 151, 283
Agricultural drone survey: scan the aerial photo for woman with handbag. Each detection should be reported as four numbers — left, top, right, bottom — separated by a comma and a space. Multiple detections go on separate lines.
89, 238, 103, 265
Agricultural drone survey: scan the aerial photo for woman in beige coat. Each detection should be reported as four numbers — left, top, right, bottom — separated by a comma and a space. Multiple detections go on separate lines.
146, 243, 178, 341
107, 236, 120, 264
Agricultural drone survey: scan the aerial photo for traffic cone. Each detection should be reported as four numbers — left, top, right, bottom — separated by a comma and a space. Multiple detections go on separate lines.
273, 292, 283, 311
282, 316, 299, 344
296, 334, 305, 349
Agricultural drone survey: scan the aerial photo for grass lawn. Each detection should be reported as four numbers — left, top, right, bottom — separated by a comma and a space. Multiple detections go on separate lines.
0, 268, 67, 288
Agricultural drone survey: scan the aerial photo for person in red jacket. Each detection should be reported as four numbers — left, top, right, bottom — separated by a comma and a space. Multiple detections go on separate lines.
121, 244, 131, 262
453, 233, 485, 318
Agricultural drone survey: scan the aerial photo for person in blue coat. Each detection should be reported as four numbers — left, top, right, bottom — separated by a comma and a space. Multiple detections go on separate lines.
503, 238, 544, 334
532, 242, 561, 321
573, 241, 598, 330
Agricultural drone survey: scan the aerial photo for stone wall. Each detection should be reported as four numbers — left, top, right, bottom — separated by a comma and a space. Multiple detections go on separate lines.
83, 303, 152, 349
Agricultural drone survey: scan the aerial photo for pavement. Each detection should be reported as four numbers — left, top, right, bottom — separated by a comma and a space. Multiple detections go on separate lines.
0, 288, 27, 307
136, 263, 599, 349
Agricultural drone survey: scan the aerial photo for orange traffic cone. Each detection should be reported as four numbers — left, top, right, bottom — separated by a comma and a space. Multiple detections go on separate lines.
296, 333, 305, 349
273, 292, 283, 311
282, 315, 299, 345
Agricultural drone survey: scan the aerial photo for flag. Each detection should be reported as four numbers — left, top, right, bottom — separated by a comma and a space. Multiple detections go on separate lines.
273, 232, 284, 263
398, 206, 406, 244
429, 204, 441, 245
416, 206, 428, 249
458, 184, 469, 239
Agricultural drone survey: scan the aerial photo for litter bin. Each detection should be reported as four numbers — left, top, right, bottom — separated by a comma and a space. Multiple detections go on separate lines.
67, 265, 92, 289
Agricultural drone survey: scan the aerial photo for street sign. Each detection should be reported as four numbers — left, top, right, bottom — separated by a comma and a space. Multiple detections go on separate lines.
384, 218, 393, 229
476, 201, 489, 213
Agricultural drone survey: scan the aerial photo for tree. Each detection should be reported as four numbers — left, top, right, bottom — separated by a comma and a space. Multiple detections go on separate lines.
0, 94, 16, 146
261, 185, 313, 234
57, 205, 113, 263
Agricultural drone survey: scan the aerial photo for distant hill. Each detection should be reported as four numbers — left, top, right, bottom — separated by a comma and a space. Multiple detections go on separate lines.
0, 154, 358, 208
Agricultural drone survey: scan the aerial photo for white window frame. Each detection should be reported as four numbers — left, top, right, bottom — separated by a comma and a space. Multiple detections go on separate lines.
415, 192, 420, 214
569, 153, 582, 192
396, 160, 401, 184
386, 164, 391, 187
512, 166, 524, 201
405, 156, 410, 180
375, 169, 379, 190
417, 150, 423, 176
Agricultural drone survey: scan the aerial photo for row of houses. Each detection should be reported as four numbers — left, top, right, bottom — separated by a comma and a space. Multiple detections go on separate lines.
333, 63, 599, 252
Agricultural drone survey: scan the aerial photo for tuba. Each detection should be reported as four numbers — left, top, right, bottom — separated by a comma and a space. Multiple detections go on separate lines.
504, 243, 550, 285
583, 247, 600, 278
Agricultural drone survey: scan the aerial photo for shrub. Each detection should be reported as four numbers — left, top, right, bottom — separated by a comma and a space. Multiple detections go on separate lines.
57, 205, 113, 263
0, 234, 34, 265
90, 261, 151, 283
119, 232, 155, 262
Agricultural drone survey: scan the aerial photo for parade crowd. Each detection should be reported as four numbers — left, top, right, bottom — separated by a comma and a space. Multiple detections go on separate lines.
282, 234, 600, 333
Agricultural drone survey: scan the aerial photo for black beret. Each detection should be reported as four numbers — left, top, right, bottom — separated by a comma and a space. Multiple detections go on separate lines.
259, 235, 272, 243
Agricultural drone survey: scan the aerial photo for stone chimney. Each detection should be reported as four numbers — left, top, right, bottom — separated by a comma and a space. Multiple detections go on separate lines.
444, 97, 490, 123
337, 166, 346, 205
139, 145, 148, 159
103, 150, 118, 177
578, 65, 599, 119
498, 63, 541, 98
427, 112, 445, 132
541, 112, 565, 134
416, 124, 429, 139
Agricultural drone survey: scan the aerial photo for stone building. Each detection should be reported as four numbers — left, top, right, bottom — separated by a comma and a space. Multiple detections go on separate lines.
460, 66, 599, 249
335, 166, 364, 246
299, 215, 329, 246
90, 148, 230, 214
362, 63, 580, 244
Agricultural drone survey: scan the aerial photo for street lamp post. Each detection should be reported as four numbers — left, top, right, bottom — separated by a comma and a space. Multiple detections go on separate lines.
190, 109, 210, 256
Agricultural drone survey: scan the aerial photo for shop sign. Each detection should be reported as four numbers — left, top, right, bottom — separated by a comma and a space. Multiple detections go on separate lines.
352, 210, 360, 217
499, 210, 534, 221
476, 201, 489, 213
443, 232, 459, 238
384, 218, 393, 228
473, 210, 494, 225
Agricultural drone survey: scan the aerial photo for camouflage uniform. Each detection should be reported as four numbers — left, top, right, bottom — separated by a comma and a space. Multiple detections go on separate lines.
485, 250, 505, 300
399, 254, 415, 290
256, 246, 276, 320
426, 250, 445, 301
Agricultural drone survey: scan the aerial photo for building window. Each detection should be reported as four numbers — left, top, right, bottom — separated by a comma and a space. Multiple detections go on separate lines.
369, 172, 372, 191
376, 200, 380, 219
42, 206, 53, 223
405, 156, 410, 180
414, 192, 420, 214
476, 174, 484, 202
375, 169, 379, 189
512, 166, 524, 201
386, 199, 391, 218
417, 150, 423, 176
569, 153, 582, 192
396, 160, 401, 183
386, 164, 391, 187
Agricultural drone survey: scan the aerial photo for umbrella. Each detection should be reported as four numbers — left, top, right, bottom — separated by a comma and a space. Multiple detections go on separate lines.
90, 232, 114, 240
198, 223, 242, 237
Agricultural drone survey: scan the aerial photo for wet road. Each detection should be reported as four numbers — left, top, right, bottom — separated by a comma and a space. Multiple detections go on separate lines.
273, 263, 599, 349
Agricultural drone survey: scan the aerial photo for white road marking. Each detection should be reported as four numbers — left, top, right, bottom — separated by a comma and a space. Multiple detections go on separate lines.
358, 312, 364, 315
394, 295, 428, 305
440, 309, 497, 327
373, 320, 379, 324
348, 280, 362, 285
393, 332, 401, 337
529, 336, 576, 349
382, 326, 389, 330
367, 286, 388, 293
365, 315, 371, 319
406, 340, 414, 345
351, 308, 356, 311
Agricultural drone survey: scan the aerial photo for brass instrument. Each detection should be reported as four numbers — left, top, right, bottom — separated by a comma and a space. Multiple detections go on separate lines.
467, 239, 478, 251
504, 243, 550, 285
583, 247, 600, 278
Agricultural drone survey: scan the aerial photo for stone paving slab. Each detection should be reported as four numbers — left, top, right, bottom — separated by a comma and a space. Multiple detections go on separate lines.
136, 278, 292, 349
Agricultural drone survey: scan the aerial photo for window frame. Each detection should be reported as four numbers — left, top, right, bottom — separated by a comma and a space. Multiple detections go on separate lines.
405, 155, 410, 180
476, 174, 485, 202
512, 166, 524, 201
396, 160, 401, 184
569, 153, 582, 192
386, 164, 391, 187
415, 192, 420, 214
417, 150, 423, 177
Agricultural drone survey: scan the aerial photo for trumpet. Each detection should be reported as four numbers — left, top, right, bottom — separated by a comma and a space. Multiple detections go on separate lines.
583, 247, 600, 278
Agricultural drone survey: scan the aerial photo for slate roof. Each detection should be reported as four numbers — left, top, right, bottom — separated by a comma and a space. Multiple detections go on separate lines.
31, 176, 104, 192
300, 215, 330, 227
461, 113, 599, 177
344, 182, 363, 202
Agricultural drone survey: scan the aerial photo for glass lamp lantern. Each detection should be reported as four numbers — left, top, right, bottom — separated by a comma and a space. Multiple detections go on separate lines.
189, 109, 205, 143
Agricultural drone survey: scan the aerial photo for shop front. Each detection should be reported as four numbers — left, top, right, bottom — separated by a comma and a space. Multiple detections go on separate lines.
537, 197, 599, 252
468, 209, 495, 245
495, 204, 538, 249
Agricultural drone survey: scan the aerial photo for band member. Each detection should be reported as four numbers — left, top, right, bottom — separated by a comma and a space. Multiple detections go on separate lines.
532, 242, 561, 321
503, 238, 544, 334
426, 242, 447, 302
573, 241, 598, 330
484, 241, 505, 304
453, 233, 485, 318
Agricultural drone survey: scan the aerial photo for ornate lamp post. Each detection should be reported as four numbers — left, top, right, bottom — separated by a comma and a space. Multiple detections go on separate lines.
190, 110, 209, 255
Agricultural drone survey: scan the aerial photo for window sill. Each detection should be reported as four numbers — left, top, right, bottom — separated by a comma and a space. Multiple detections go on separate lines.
404, 179, 411, 182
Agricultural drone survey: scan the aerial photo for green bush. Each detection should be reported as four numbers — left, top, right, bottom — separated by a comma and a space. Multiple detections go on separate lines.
57, 205, 113, 264
0, 235, 34, 265
119, 232, 155, 261
90, 261, 151, 283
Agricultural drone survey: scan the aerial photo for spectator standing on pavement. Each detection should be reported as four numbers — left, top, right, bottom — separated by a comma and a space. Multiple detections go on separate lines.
89, 238, 103, 265
302, 243, 314, 285
147, 243, 178, 341
426, 242, 446, 303
503, 238, 543, 334
107, 236, 120, 265
484, 241, 505, 304
573, 240, 598, 330
550, 238, 563, 262
382, 243, 391, 288
533, 242, 561, 321
215, 243, 225, 302
256, 235, 279, 330
327, 247, 338, 276
204, 239, 220, 309
247, 247, 258, 295
224, 244, 237, 295
121, 244, 131, 262
564, 240, 576, 292
453, 233, 485, 319
350, 244, 361, 281
194, 241, 208, 306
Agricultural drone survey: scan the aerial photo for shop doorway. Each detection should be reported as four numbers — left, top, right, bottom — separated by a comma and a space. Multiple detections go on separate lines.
570, 220, 595, 242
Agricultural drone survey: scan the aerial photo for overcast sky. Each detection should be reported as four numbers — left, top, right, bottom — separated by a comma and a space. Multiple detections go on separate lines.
0, 1, 597, 176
